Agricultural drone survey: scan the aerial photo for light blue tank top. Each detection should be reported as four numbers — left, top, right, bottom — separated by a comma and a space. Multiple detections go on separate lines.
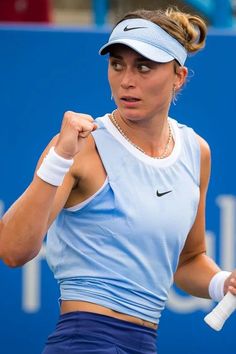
46, 114, 200, 324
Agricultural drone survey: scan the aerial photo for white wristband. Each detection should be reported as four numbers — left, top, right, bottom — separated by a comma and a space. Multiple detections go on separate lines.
37, 147, 74, 186
209, 271, 231, 302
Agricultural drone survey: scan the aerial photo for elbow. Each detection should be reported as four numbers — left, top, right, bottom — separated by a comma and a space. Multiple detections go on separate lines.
2, 258, 22, 268
0, 245, 37, 268
0, 247, 20, 267
0, 224, 22, 267
0, 251, 28, 268
0, 223, 44, 268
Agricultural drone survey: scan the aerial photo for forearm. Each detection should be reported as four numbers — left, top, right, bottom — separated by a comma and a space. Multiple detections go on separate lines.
0, 177, 57, 267
174, 253, 221, 298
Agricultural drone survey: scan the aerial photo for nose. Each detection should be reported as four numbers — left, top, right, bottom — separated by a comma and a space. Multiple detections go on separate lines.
120, 68, 135, 89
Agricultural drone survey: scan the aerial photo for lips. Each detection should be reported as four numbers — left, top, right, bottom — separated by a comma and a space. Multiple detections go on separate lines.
121, 96, 140, 102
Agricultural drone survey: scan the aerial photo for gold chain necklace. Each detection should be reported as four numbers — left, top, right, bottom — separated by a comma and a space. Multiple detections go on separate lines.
110, 110, 173, 159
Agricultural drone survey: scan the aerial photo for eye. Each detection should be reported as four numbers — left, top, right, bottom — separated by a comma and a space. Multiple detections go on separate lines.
110, 60, 123, 71
137, 64, 151, 73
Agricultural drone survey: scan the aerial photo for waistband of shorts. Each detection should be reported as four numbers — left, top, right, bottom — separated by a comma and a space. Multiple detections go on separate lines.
56, 311, 157, 350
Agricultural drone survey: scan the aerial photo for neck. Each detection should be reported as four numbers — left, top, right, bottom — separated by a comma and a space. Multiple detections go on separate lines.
111, 109, 174, 159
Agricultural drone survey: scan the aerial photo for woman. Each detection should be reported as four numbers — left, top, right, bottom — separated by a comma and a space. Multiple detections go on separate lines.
0, 7, 236, 354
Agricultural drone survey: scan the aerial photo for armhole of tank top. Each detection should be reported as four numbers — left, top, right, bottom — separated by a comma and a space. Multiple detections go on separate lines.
187, 127, 201, 186
63, 177, 109, 212
193, 131, 201, 187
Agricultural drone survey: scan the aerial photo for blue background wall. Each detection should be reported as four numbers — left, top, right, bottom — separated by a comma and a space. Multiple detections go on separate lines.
0, 25, 236, 354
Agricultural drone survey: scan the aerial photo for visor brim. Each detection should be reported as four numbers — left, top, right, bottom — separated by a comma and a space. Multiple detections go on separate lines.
99, 38, 175, 63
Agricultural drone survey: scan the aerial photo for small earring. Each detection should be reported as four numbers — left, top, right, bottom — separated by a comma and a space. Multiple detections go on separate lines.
172, 86, 178, 106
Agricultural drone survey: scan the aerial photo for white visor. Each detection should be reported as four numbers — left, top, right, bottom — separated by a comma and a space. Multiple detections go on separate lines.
99, 18, 187, 66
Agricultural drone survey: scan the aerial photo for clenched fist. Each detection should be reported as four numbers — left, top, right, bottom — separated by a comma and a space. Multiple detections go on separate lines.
55, 111, 98, 159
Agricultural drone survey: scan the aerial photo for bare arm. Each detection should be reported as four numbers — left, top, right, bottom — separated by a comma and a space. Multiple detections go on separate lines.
0, 152, 75, 267
174, 135, 220, 298
0, 111, 97, 267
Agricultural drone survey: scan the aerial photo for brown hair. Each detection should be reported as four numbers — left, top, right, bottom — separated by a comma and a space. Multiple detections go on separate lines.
116, 7, 207, 55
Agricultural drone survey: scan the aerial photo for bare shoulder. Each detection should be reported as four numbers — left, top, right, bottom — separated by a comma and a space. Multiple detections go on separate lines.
195, 133, 211, 162
194, 133, 211, 189
70, 133, 98, 179
64, 134, 107, 209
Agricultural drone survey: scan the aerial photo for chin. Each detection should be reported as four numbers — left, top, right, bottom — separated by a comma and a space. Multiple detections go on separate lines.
118, 108, 143, 120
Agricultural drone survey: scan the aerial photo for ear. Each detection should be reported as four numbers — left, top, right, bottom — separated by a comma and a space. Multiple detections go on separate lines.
174, 66, 188, 91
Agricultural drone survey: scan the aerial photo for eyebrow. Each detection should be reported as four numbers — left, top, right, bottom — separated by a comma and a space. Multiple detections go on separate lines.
109, 53, 152, 63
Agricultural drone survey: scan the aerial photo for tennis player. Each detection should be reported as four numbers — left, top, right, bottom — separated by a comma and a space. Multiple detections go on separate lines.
1, 7, 236, 354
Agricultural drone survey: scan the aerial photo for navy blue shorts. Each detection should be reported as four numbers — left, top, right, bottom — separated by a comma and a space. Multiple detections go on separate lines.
42, 311, 157, 354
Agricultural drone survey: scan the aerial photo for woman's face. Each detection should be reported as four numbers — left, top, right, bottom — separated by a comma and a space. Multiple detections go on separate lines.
108, 44, 187, 121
